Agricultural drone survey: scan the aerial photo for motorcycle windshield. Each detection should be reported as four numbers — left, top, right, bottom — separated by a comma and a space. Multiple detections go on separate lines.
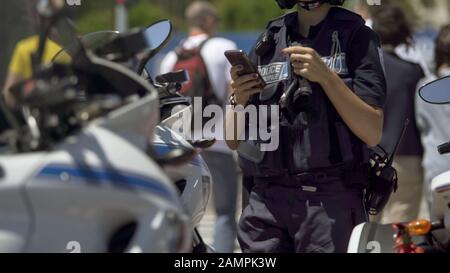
52, 25, 120, 64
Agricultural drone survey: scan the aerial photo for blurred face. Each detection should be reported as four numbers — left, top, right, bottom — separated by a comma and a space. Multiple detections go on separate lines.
50, 0, 65, 10
297, 0, 325, 11
203, 14, 219, 35
37, 0, 65, 16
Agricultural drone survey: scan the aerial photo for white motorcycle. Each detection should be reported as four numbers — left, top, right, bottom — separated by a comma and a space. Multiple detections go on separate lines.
150, 72, 215, 253
0, 1, 191, 253
348, 76, 450, 253
53, 20, 215, 252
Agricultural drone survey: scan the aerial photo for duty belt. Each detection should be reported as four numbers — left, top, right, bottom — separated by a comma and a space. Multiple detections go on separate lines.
253, 166, 352, 192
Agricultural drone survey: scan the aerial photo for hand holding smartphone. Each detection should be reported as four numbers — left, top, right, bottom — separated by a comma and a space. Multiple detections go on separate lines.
224, 50, 266, 89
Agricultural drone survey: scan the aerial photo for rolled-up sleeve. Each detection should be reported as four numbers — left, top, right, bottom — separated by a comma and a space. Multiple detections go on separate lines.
348, 26, 387, 109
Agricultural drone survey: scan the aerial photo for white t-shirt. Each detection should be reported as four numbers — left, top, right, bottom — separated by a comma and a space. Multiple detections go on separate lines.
160, 34, 237, 153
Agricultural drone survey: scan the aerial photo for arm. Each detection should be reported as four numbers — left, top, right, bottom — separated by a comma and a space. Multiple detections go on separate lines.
284, 46, 383, 147
225, 107, 242, 150
3, 40, 28, 107
159, 52, 178, 75
321, 70, 384, 147
2, 72, 23, 107
283, 28, 387, 147
224, 66, 263, 150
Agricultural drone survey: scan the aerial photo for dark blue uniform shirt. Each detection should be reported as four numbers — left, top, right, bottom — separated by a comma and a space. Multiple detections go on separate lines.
249, 12, 386, 109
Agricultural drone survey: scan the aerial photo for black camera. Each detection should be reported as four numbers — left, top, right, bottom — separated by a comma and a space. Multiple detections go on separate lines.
279, 42, 313, 124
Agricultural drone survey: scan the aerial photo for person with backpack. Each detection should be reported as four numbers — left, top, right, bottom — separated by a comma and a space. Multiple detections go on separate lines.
159, 1, 239, 253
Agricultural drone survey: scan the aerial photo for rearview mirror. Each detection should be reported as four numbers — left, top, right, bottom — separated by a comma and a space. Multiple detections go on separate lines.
419, 76, 450, 104
144, 20, 172, 52
137, 20, 173, 74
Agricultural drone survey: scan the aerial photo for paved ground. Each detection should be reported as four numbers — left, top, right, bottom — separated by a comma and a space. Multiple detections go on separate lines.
197, 179, 243, 253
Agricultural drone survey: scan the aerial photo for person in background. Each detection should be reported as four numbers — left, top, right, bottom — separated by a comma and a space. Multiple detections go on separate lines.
416, 25, 450, 216
371, 6, 425, 224
2, 0, 66, 108
2, 34, 63, 107
353, 0, 432, 77
160, 1, 239, 253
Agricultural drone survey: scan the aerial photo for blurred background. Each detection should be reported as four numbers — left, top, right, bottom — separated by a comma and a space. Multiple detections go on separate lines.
1, 0, 450, 86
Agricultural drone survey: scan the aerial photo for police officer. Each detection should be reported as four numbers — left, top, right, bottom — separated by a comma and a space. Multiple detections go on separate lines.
225, 0, 386, 253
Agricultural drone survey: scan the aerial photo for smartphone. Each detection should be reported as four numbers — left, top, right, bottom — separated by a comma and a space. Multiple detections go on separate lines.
224, 50, 266, 88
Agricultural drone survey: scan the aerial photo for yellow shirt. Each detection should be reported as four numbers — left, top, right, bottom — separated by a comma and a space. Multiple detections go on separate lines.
8, 35, 65, 80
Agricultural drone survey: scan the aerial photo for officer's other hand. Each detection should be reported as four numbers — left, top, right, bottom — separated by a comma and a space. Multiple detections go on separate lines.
283, 46, 333, 84
230, 65, 264, 106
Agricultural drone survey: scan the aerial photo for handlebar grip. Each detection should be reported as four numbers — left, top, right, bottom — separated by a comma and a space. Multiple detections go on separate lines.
147, 144, 197, 167
188, 138, 216, 150
155, 70, 189, 84
438, 142, 450, 155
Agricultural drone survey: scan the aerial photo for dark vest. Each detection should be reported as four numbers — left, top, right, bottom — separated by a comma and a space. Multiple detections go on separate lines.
238, 7, 369, 179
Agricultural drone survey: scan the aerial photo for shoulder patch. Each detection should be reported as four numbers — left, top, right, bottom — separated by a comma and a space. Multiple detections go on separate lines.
258, 62, 290, 84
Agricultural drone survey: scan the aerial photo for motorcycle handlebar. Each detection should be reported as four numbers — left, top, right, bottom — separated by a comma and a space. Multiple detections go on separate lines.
155, 70, 189, 85
146, 144, 197, 167
438, 142, 450, 155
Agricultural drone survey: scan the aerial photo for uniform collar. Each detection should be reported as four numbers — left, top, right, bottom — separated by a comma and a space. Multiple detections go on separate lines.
285, 8, 335, 41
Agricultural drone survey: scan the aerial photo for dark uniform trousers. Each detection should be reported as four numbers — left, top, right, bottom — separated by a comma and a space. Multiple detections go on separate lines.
238, 175, 368, 253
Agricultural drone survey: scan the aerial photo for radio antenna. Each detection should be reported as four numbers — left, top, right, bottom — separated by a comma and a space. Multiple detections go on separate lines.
387, 119, 410, 166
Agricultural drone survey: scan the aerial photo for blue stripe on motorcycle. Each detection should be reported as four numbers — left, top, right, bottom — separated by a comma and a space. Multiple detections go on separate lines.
153, 143, 176, 155
37, 164, 179, 203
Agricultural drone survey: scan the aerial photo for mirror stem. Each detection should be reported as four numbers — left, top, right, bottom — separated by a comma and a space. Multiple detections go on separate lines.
33, 18, 52, 75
